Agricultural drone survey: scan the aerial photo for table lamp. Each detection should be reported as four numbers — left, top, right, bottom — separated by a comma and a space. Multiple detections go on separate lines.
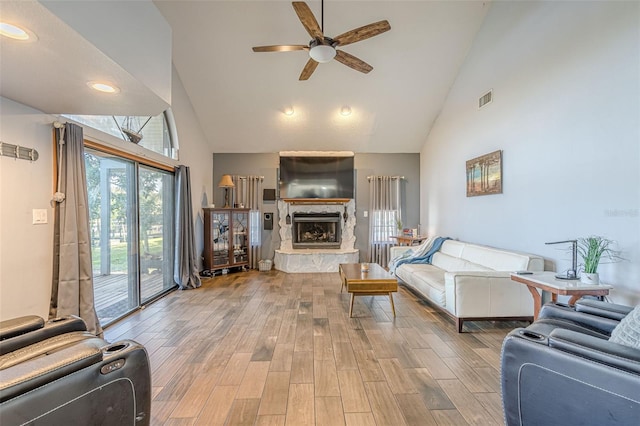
545, 239, 579, 280
218, 174, 235, 208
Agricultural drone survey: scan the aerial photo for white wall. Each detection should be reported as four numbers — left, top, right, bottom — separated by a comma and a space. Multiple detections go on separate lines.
0, 67, 212, 321
0, 98, 57, 320
170, 68, 213, 266
420, 1, 639, 305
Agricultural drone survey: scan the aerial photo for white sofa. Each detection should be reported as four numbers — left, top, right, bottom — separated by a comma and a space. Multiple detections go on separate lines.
390, 240, 544, 332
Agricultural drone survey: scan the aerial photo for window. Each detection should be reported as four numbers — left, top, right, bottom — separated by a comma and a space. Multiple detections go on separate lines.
249, 210, 261, 247
66, 111, 177, 159
85, 148, 175, 326
367, 176, 403, 265
370, 210, 400, 244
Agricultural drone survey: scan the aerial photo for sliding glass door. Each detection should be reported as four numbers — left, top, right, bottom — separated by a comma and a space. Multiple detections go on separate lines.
139, 166, 175, 302
85, 149, 175, 326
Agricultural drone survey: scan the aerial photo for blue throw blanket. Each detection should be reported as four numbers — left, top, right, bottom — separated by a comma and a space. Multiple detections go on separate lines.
388, 236, 451, 275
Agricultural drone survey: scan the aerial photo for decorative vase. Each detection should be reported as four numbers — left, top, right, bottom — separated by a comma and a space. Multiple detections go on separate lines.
580, 272, 600, 285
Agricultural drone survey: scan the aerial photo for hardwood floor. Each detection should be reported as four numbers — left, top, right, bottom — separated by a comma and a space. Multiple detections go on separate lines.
105, 270, 524, 425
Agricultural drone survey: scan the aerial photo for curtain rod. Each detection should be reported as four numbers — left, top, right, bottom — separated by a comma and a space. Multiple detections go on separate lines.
367, 176, 405, 180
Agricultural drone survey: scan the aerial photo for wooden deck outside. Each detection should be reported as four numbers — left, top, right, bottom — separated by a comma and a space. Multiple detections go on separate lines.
94, 273, 170, 324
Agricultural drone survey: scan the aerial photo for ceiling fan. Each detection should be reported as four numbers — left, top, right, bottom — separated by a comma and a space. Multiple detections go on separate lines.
252, 1, 391, 80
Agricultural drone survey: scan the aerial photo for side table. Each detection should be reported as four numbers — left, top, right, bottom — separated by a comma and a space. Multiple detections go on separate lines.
390, 235, 428, 246
510, 271, 612, 320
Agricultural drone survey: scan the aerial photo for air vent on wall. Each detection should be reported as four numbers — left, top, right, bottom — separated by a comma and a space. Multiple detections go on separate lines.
479, 89, 493, 109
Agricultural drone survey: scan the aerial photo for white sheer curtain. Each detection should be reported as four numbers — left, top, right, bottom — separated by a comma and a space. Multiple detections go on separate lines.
232, 175, 263, 269
368, 176, 402, 266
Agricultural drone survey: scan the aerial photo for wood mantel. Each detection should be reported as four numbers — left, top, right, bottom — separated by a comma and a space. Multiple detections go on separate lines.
282, 198, 351, 204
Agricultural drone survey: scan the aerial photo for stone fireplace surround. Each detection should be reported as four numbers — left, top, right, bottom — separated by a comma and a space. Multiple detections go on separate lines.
274, 200, 358, 273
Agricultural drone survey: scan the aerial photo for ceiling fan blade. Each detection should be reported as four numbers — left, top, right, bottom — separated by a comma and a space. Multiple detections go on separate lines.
334, 50, 373, 74
299, 58, 319, 80
292, 2, 323, 39
252, 45, 309, 52
333, 20, 391, 47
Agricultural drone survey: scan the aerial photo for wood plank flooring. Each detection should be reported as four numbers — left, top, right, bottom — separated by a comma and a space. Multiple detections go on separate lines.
105, 270, 523, 425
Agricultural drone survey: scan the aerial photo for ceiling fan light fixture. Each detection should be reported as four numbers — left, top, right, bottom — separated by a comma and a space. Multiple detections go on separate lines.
309, 45, 336, 63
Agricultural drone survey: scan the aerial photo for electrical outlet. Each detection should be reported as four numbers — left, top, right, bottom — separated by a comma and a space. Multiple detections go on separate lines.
32, 209, 48, 224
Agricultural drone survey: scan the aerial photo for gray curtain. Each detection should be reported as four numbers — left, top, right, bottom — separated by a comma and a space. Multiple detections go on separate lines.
230, 175, 242, 208
232, 175, 263, 269
367, 176, 402, 266
246, 176, 262, 269
50, 123, 102, 335
174, 165, 201, 289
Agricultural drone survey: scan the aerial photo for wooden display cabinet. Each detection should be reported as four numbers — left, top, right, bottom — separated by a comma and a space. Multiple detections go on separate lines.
203, 208, 250, 273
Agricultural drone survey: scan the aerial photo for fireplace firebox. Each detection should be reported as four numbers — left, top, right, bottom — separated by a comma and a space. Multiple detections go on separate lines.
292, 212, 341, 249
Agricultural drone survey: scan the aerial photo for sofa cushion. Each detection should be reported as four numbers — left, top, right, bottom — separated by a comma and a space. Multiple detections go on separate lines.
431, 252, 492, 272
396, 264, 446, 307
609, 305, 640, 349
439, 240, 466, 258
460, 244, 543, 271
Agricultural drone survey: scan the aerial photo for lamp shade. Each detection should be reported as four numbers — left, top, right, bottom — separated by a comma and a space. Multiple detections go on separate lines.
218, 174, 235, 188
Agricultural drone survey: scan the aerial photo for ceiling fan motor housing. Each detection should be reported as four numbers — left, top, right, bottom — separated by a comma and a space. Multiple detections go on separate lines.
309, 37, 336, 48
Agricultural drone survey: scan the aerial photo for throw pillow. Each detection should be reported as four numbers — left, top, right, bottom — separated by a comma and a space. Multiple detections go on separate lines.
609, 304, 640, 349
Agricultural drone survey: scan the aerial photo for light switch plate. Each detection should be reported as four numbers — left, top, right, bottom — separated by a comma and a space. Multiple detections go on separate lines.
363, 210, 368, 218
33, 209, 48, 224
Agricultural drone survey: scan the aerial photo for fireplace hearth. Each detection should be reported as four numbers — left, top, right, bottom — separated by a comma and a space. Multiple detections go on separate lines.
292, 212, 341, 249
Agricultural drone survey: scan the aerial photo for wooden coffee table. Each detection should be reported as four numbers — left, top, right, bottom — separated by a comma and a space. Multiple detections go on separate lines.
339, 263, 398, 318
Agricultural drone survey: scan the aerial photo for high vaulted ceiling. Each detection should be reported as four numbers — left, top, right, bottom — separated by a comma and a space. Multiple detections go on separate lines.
1, 1, 490, 154
156, 1, 489, 153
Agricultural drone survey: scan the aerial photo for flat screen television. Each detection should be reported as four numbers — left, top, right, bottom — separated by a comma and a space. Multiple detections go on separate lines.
279, 156, 355, 199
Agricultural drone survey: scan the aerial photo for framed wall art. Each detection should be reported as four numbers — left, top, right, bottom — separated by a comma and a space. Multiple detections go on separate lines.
466, 150, 502, 197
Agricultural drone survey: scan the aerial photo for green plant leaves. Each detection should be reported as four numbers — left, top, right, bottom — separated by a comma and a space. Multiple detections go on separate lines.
577, 236, 622, 273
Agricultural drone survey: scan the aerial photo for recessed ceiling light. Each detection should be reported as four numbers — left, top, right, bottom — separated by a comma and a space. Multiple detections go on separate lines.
0, 22, 33, 41
340, 106, 352, 116
88, 81, 120, 94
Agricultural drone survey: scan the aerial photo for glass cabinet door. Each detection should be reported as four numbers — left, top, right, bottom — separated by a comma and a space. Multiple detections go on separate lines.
232, 211, 249, 265
212, 211, 230, 267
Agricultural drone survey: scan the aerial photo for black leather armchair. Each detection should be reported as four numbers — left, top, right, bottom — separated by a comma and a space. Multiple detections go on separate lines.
0, 315, 151, 426
501, 300, 640, 426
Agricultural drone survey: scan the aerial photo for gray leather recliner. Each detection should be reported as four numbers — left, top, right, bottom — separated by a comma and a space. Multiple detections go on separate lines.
501, 299, 640, 426
0, 315, 151, 426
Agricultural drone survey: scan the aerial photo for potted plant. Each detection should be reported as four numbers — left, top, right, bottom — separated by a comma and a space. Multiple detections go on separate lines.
396, 218, 403, 235
577, 236, 621, 285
